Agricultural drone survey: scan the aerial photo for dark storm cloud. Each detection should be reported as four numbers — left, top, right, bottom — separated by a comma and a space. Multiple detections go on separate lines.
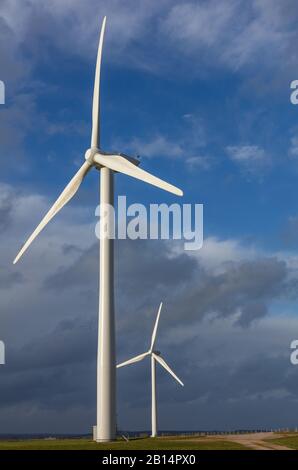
118, 346, 296, 412
0, 192, 13, 233
116, 330, 298, 432
117, 240, 197, 292
44, 239, 198, 295
174, 257, 287, 327
0, 193, 290, 428
235, 302, 267, 328
3, 321, 296, 430
1, 233, 298, 432
0, 267, 22, 289
118, 243, 288, 328
7, 239, 289, 427
0, 315, 97, 410
61, 243, 84, 256
8, 316, 96, 372
0, 93, 37, 161
45, 240, 288, 328
44, 244, 98, 291
0, 361, 96, 411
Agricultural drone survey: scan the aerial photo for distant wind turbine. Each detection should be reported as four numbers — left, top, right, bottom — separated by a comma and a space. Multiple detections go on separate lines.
13, 18, 183, 441
117, 303, 184, 437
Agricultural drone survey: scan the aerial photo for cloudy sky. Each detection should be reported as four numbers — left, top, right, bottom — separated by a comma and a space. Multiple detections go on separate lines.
1, 0, 298, 434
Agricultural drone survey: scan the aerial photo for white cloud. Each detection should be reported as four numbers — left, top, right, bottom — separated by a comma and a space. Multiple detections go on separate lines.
1, 0, 296, 77
191, 236, 257, 271
2, 182, 94, 281
118, 113, 207, 163
128, 135, 184, 159
226, 145, 266, 163
0, 0, 166, 68
225, 145, 269, 176
162, 0, 296, 72
163, 0, 237, 49
186, 155, 211, 170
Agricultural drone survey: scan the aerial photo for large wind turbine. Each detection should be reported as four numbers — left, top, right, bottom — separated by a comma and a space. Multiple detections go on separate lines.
117, 303, 184, 437
13, 17, 183, 442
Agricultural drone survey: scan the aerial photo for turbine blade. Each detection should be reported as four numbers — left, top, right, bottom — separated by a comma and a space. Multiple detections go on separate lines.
93, 153, 183, 196
153, 353, 184, 386
150, 302, 163, 351
13, 160, 92, 264
91, 16, 106, 148
117, 351, 149, 368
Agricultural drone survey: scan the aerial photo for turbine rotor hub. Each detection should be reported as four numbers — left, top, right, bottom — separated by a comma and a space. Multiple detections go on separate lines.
85, 147, 100, 162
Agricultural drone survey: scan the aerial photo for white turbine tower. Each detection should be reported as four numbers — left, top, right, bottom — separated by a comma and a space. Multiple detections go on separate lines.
117, 303, 184, 437
13, 18, 183, 442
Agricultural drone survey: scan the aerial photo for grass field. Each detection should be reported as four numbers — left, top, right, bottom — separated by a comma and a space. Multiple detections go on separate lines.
266, 434, 298, 450
0, 437, 247, 451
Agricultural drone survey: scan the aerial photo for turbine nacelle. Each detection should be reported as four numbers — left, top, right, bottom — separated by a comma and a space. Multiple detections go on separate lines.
153, 350, 161, 356
85, 148, 140, 172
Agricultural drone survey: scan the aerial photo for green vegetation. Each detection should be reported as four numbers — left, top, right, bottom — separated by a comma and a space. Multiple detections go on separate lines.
0, 437, 247, 451
266, 434, 298, 450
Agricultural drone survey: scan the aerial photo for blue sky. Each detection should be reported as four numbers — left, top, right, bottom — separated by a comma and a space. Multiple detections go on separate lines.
2, 0, 298, 434
3, 0, 298, 250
